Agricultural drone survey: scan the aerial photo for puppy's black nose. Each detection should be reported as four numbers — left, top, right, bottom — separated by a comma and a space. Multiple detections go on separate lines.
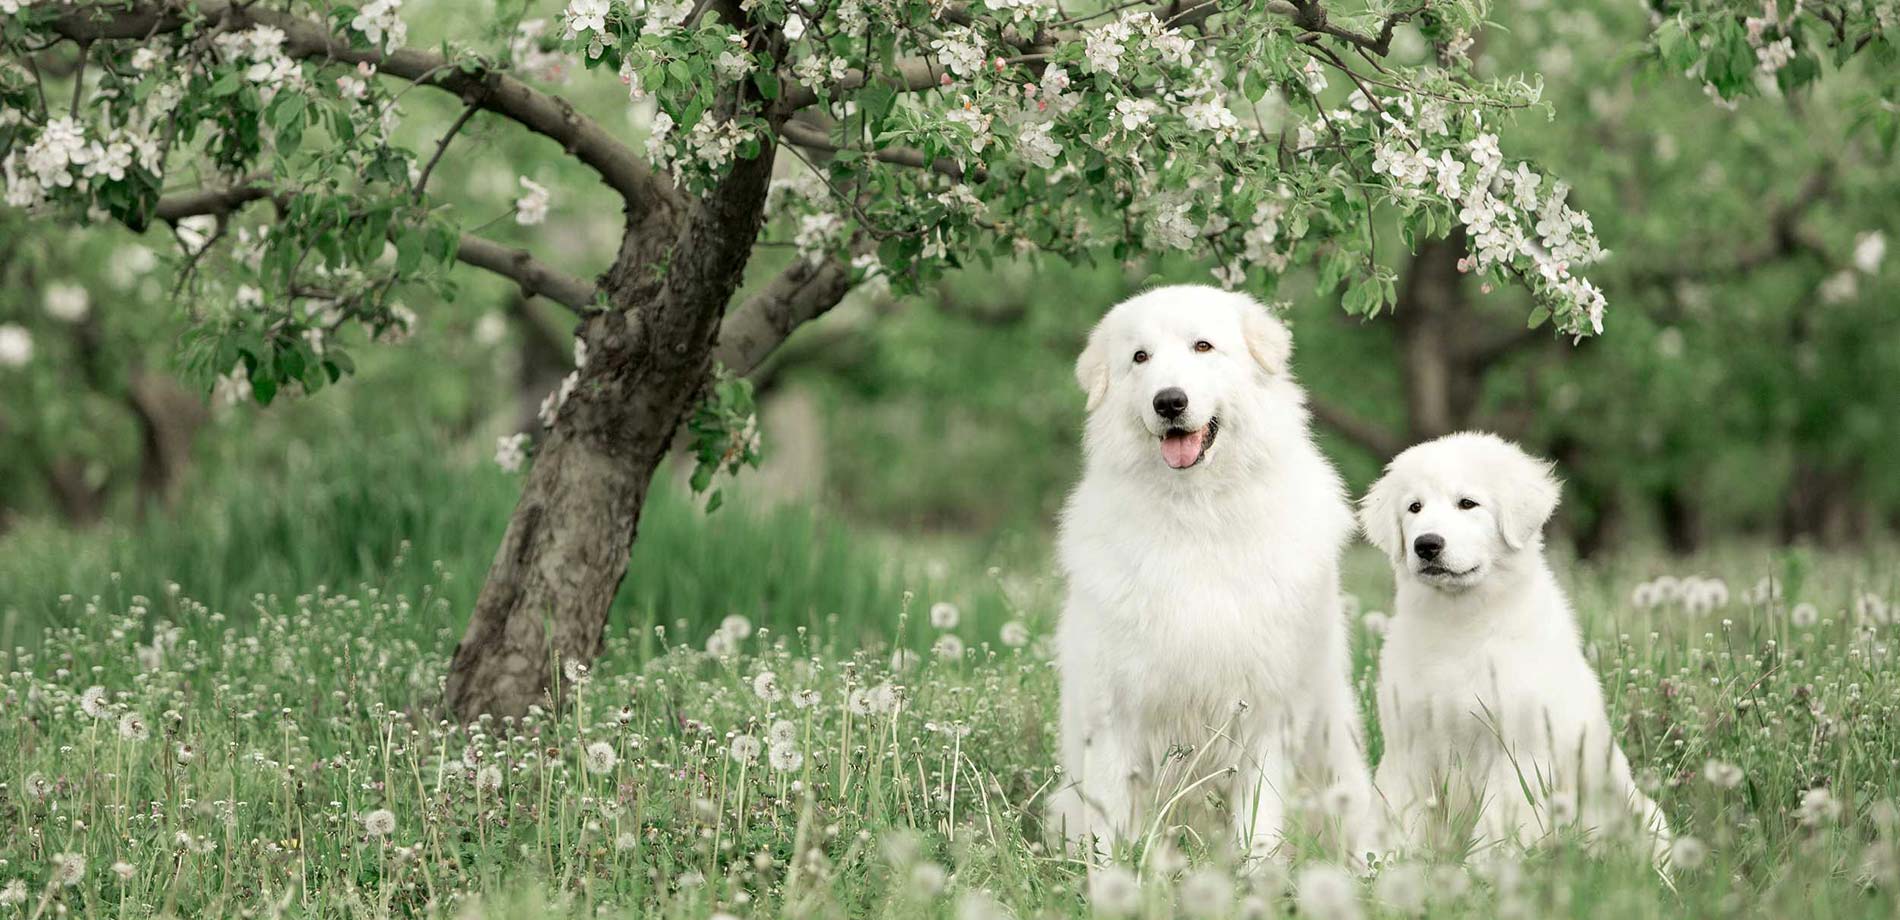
1153, 387, 1189, 420
1413, 534, 1445, 561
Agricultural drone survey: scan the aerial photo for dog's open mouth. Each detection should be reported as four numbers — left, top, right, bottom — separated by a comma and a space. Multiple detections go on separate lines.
1418, 563, 1478, 579
1160, 417, 1219, 469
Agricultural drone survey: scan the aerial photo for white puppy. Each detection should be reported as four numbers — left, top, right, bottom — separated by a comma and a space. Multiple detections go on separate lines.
1049, 285, 1375, 863
1361, 432, 1669, 862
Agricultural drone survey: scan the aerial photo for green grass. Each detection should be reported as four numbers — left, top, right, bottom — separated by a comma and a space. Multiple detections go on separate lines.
4, 443, 1900, 918
0, 426, 1023, 658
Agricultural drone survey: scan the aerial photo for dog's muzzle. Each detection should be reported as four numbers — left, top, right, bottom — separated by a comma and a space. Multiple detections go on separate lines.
1160, 416, 1219, 469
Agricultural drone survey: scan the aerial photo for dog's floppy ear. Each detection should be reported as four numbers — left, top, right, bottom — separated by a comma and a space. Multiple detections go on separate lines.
1074, 324, 1111, 412
1240, 301, 1293, 375
1358, 468, 1406, 564
1494, 445, 1563, 551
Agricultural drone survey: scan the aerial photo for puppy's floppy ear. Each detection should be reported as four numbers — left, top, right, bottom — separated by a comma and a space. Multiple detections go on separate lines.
1074, 324, 1111, 412
1240, 300, 1293, 375
1494, 446, 1563, 551
1358, 468, 1406, 564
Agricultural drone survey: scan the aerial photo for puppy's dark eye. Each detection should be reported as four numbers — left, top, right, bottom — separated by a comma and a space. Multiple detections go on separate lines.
1133, 350, 1149, 364
1194, 340, 1214, 353
1458, 498, 1480, 510
1406, 502, 1422, 514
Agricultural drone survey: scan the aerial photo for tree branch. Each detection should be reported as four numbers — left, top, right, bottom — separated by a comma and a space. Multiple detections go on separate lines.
713, 253, 859, 375
1307, 396, 1405, 458
148, 177, 599, 313
453, 235, 598, 312
37, 1, 676, 214
150, 172, 273, 223
415, 101, 481, 202
784, 58, 943, 110
780, 119, 983, 182
1271, 0, 1429, 57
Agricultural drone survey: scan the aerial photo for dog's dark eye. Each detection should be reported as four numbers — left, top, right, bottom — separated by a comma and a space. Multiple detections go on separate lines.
1458, 498, 1480, 510
1132, 350, 1149, 364
1407, 502, 1422, 514
1194, 340, 1214, 353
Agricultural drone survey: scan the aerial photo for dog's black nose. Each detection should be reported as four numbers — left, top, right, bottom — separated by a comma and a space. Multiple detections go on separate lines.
1413, 534, 1445, 561
1153, 387, 1189, 420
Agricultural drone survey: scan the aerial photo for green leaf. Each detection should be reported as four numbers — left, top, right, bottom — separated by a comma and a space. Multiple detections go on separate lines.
1527, 304, 1551, 329
752, 70, 781, 100
858, 80, 897, 132
269, 93, 308, 132
209, 71, 245, 96
395, 229, 426, 276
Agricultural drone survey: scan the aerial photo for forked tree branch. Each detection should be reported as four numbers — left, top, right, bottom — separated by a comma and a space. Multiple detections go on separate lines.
34, 1, 677, 215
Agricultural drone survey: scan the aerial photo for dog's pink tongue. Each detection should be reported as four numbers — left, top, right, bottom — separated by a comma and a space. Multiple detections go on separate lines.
1161, 428, 1205, 469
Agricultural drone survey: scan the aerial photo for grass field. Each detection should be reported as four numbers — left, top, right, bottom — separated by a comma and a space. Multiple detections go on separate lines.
4, 438, 1900, 919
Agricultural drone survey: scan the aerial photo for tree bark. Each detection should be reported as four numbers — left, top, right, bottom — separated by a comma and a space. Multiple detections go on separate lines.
1394, 233, 1468, 442
1656, 483, 1703, 556
443, 113, 781, 720
127, 370, 209, 511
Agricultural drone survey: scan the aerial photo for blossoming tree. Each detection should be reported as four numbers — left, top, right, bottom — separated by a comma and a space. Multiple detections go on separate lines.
8, 0, 1620, 717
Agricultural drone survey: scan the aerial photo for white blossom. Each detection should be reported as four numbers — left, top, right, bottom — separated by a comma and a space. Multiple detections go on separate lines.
564, 0, 610, 37
1084, 18, 1133, 75
515, 177, 551, 225
1016, 121, 1061, 168
0, 325, 31, 368
932, 28, 986, 79
351, 0, 408, 49
1854, 231, 1887, 274
494, 433, 531, 472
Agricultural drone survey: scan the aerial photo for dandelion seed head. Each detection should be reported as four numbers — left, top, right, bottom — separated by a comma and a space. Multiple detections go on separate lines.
360, 808, 396, 837
1179, 866, 1234, 917
1295, 863, 1361, 920
583, 741, 618, 773
1088, 864, 1141, 916
929, 601, 961, 630
1669, 835, 1708, 870
1702, 759, 1744, 789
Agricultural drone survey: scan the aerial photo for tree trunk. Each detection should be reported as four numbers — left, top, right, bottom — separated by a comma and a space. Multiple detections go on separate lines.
1394, 232, 1468, 442
128, 370, 209, 511
1656, 483, 1703, 556
443, 124, 779, 720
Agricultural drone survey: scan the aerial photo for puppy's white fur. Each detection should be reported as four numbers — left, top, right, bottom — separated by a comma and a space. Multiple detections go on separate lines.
1363, 432, 1670, 862
1050, 285, 1375, 862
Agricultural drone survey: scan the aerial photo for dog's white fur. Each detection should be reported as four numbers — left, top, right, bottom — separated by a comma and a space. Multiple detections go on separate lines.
1049, 285, 1375, 861
1362, 432, 1670, 862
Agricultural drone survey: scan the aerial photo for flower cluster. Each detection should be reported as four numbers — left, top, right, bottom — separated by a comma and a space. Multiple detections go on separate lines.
1370, 109, 1608, 335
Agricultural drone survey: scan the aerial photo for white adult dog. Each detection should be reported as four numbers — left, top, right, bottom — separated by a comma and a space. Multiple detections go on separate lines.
1049, 285, 1375, 863
1361, 432, 1670, 863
